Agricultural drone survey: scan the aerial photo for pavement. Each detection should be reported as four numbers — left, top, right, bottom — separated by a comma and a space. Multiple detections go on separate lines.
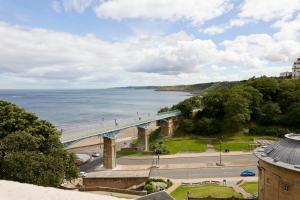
71, 142, 258, 180
150, 166, 258, 179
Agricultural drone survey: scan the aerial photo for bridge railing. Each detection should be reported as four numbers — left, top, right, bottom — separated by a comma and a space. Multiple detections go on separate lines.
61, 110, 182, 144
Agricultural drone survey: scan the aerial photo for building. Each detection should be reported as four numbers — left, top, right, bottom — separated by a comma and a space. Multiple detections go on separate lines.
254, 133, 300, 200
292, 58, 300, 79
279, 72, 292, 78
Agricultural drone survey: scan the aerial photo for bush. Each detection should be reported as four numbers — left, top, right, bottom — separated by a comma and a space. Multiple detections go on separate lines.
151, 141, 169, 155
249, 126, 289, 137
144, 178, 173, 194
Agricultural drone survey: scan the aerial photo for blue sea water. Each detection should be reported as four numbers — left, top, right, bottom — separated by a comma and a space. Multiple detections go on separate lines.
0, 88, 189, 132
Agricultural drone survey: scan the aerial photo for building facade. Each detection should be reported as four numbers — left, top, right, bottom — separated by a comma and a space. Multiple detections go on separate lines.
292, 58, 300, 79
254, 133, 300, 200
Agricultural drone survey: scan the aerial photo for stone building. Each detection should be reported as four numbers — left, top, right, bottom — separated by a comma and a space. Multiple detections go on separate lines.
292, 58, 300, 79
254, 133, 300, 200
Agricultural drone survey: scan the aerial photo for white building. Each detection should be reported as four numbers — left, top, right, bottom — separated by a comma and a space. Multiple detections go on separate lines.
292, 58, 300, 79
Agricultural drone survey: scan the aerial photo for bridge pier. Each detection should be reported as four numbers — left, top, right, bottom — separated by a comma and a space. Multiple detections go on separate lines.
137, 127, 151, 152
161, 118, 174, 137
103, 136, 116, 169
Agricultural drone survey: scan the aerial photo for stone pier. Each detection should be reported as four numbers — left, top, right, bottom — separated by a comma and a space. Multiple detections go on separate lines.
137, 127, 151, 152
103, 136, 116, 169
161, 118, 174, 137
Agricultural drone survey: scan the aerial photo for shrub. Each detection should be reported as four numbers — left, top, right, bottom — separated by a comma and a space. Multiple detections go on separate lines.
144, 178, 173, 194
249, 126, 289, 137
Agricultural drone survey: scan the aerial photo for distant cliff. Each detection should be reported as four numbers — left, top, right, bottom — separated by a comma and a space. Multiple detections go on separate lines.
115, 80, 244, 94
157, 81, 243, 94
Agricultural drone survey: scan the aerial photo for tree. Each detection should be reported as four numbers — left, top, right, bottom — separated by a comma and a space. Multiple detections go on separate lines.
201, 92, 225, 119
250, 77, 279, 100
258, 102, 281, 125
197, 117, 221, 135
0, 100, 78, 187
223, 92, 251, 132
282, 103, 300, 128
172, 96, 202, 117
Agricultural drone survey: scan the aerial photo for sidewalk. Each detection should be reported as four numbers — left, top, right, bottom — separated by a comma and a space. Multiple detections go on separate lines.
115, 160, 256, 171
123, 151, 253, 160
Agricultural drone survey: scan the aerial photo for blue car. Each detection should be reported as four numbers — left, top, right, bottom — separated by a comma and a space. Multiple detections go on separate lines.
240, 170, 256, 176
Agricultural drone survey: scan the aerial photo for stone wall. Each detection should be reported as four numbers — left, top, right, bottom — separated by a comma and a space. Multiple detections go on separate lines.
83, 177, 149, 189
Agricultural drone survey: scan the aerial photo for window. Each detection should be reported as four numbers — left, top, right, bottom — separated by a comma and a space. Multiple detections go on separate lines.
284, 185, 289, 191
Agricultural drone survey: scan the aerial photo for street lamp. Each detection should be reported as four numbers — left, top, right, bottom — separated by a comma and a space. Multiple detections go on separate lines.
219, 136, 223, 166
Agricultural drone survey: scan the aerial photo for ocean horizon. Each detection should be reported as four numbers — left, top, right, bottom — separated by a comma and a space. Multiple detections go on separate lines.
0, 88, 189, 133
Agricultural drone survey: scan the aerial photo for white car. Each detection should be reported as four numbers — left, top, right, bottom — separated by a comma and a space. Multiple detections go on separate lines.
79, 171, 87, 177
92, 152, 100, 157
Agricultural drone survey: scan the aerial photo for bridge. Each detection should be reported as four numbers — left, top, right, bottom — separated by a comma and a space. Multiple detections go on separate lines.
61, 110, 182, 169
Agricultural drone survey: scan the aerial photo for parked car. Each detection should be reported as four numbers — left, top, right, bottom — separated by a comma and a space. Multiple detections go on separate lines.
92, 152, 100, 157
240, 170, 256, 176
79, 171, 87, 177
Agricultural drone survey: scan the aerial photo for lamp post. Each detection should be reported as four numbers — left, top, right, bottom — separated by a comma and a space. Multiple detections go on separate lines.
219, 136, 223, 166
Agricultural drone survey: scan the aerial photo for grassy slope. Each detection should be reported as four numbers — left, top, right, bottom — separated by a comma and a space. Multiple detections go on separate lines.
171, 184, 243, 200
240, 182, 258, 195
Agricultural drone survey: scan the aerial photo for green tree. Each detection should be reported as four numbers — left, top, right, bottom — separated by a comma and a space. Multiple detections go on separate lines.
223, 92, 251, 131
201, 93, 225, 119
197, 117, 221, 135
181, 119, 195, 133
0, 100, 78, 187
172, 96, 202, 117
258, 102, 281, 125
250, 77, 279, 100
282, 103, 300, 128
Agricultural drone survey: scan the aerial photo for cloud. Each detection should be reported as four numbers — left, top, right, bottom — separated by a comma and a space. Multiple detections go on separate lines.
94, 0, 233, 25
201, 26, 225, 35
238, 0, 300, 22
211, 65, 226, 72
52, 0, 96, 13
202, 0, 300, 35
1, 18, 300, 88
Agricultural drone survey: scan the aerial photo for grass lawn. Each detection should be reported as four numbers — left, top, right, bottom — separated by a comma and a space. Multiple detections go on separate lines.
240, 182, 258, 195
116, 148, 148, 157
170, 184, 243, 200
164, 137, 207, 154
212, 132, 278, 152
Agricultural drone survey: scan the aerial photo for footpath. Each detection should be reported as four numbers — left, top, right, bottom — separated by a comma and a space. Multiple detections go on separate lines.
122, 151, 253, 159
164, 177, 257, 198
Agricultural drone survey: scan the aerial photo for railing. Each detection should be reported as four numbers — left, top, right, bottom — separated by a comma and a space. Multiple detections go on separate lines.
61, 110, 181, 144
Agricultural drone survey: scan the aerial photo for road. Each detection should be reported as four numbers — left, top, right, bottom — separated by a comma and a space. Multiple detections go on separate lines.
150, 166, 258, 179
117, 154, 257, 165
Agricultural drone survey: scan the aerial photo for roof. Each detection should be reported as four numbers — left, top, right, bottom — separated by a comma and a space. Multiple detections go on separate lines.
85, 170, 150, 178
136, 191, 174, 200
0, 180, 120, 200
254, 133, 300, 172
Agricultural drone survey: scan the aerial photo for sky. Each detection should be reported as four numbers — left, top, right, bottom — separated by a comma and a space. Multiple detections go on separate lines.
0, 0, 300, 89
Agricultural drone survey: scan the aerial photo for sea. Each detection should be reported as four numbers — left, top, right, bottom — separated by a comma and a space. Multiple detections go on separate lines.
0, 88, 189, 133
